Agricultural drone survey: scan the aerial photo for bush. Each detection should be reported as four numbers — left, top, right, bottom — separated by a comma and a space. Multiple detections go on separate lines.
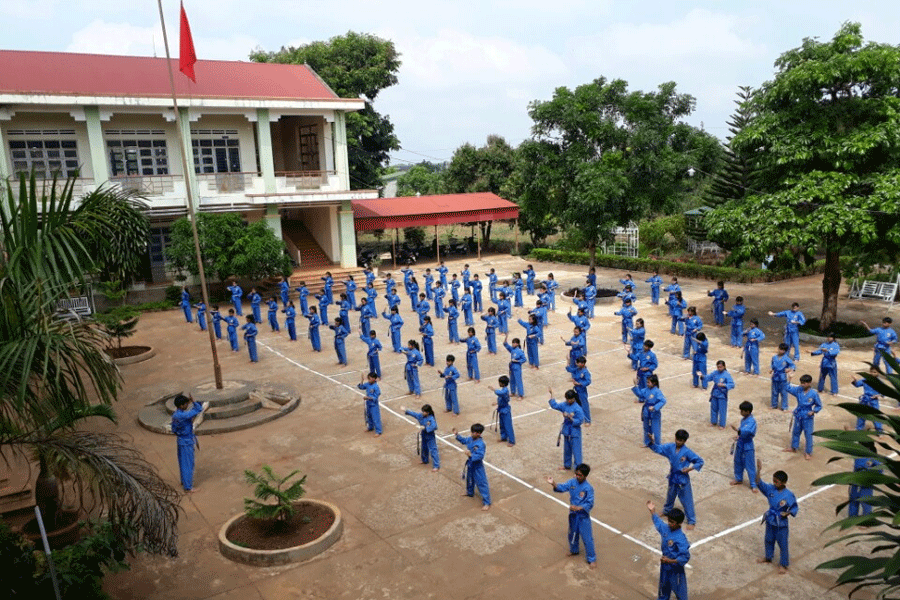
164, 285, 182, 305
403, 227, 426, 247
639, 215, 687, 254
800, 319, 871, 338
244, 466, 307, 525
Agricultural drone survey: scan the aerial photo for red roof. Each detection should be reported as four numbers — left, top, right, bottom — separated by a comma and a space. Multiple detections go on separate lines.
352, 193, 520, 231
0, 50, 350, 102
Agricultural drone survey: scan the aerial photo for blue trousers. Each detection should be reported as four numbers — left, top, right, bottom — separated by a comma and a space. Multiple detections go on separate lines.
421, 433, 439, 468
817, 366, 838, 394
405, 367, 421, 394
309, 328, 321, 351
212, 320, 222, 339
670, 315, 684, 335
856, 413, 883, 433
448, 320, 459, 343
465, 461, 491, 505
658, 564, 688, 600
665, 479, 696, 525
365, 400, 382, 434
286, 320, 296, 341
764, 523, 790, 567
198, 312, 207, 331
525, 339, 539, 367
232, 297, 243, 316
514, 290, 523, 307
390, 329, 402, 352
335, 340, 347, 365
549, 292, 556, 311
710, 397, 727, 427
527, 280, 535, 295
281, 290, 289, 307
228, 329, 239, 351
423, 337, 434, 366
498, 314, 508, 334
509, 364, 524, 397
692, 355, 707, 388
474, 292, 483, 312
734, 445, 757, 488
874, 348, 894, 374
771, 378, 789, 410
791, 415, 815, 454
444, 385, 459, 414
467, 355, 480, 380
650, 288, 659, 304
268, 312, 279, 332
621, 321, 629, 343
182, 305, 193, 323
568, 511, 596, 564
784, 330, 800, 361
682, 334, 693, 359
849, 485, 873, 517
368, 355, 381, 379
320, 305, 328, 324
498, 409, 515, 444
713, 303, 725, 326
643, 412, 661, 446
577, 389, 591, 423
252, 305, 262, 324
360, 318, 371, 338
177, 442, 195, 491
485, 331, 497, 354
730, 321, 743, 346
562, 434, 582, 469
246, 338, 258, 362
744, 345, 760, 374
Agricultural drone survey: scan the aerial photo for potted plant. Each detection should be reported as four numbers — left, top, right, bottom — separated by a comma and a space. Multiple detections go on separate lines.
95, 305, 155, 364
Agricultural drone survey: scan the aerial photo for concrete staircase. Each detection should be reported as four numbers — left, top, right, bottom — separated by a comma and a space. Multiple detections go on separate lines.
282, 220, 334, 271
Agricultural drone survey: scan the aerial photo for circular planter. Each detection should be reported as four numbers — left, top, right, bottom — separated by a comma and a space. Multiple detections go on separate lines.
107, 346, 156, 366
561, 288, 620, 307
799, 332, 876, 349
218, 499, 342, 566
22, 509, 83, 549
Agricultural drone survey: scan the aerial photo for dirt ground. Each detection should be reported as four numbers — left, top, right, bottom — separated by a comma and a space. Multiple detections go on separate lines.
100, 255, 895, 600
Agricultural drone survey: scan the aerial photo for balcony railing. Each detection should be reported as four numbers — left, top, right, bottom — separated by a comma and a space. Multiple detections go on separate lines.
196, 171, 259, 193
276, 170, 335, 190
110, 174, 177, 195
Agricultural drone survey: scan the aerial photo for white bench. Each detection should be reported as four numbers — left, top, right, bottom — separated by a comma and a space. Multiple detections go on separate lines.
55, 296, 93, 317
849, 277, 898, 310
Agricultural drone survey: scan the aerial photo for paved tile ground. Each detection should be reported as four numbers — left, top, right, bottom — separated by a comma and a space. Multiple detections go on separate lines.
101, 255, 895, 600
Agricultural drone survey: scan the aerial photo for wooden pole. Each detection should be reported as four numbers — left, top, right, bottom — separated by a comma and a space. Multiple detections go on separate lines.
435, 224, 440, 263
514, 219, 519, 254
477, 223, 482, 260
392, 227, 397, 269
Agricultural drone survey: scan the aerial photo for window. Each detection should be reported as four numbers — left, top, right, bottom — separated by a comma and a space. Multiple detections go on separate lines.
7, 129, 80, 179
298, 125, 319, 171
105, 129, 169, 176
191, 129, 241, 173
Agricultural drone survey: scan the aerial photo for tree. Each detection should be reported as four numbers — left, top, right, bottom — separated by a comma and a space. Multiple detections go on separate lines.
518, 78, 717, 266
443, 135, 518, 248
78, 187, 150, 284
167, 213, 291, 282
0, 174, 180, 556
706, 23, 900, 329
502, 141, 559, 246
250, 32, 402, 190
396, 161, 446, 197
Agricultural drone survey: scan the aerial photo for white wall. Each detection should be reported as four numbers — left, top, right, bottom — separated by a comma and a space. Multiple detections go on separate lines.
300, 205, 338, 261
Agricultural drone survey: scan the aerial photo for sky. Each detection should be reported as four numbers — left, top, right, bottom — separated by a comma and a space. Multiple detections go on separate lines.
3, 1, 900, 166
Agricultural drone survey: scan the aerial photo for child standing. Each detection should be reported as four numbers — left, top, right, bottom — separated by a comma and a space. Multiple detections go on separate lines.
633, 374, 666, 447
518, 314, 541, 369
730, 401, 757, 491
211, 305, 223, 340
382, 305, 403, 353
490, 375, 515, 446
691, 332, 708, 388
668, 291, 687, 335
194, 300, 207, 331
785, 374, 822, 459
328, 317, 349, 366
283, 302, 297, 341
633, 340, 658, 389
465, 327, 481, 382
171, 394, 209, 492
647, 502, 690, 599
461, 289, 475, 326
438, 355, 461, 414
770, 343, 795, 410
360, 329, 383, 378
267, 296, 280, 332
228, 281, 244, 316
295, 281, 309, 316
523, 264, 536, 295
565, 356, 592, 425
646, 270, 662, 305
769, 303, 806, 362
862, 318, 898, 374
547, 464, 596, 569
358, 371, 382, 436
811, 333, 840, 395
453, 423, 491, 510
727, 296, 746, 347
755, 460, 798, 574
503, 335, 527, 399
447, 299, 460, 343
304, 306, 322, 352
702, 360, 735, 429
180, 286, 193, 323
615, 299, 637, 344
402, 340, 423, 398
242, 315, 258, 362
852, 367, 884, 433
404, 404, 439, 471
648, 429, 704, 530
707, 281, 729, 326
249, 288, 262, 325
225, 309, 239, 352
481, 308, 499, 354
681, 306, 702, 359
549, 388, 584, 470
420, 315, 435, 366
743, 318, 766, 375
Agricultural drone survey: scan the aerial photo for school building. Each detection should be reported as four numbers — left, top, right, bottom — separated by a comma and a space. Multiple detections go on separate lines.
0, 50, 378, 284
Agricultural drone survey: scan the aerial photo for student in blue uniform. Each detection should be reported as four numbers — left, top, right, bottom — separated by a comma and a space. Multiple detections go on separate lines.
633, 374, 666, 447
615, 299, 637, 344
849, 457, 880, 519
680, 306, 702, 358
450, 273, 461, 304
461, 264, 471, 291
420, 315, 435, 366
583, 279, 597, 319
365, 282, 378, 306
383, 272, 396, 296
523, 265, 536, 296
545, 273, 559, 311
437, 261, 449, 289
485, 268, 498, 303
438, 355, 461, 414
446, 299, 460, 344
547, 463, 596, 569
210, 305, 223, 340
770, 343, 795, 410
404, 404, 439, 470
225, 308, 240, 352
355, 297, 376, 338
304, 306, 322, 352
668, 291, 687, 335
755, 460, 798, 573
453, 423, 491, 510
364, 267, 376, 289
490, 375, 514, 446
513, 273, 524, 307
633, 340, 658, 389
382, 305, 404, 353
852, 367, 884, 433
279, 276, 290, 308
702, 360, 735, 429
481, 308, 499, 354
402, 340, 424, 398
811, 333, 840, 395
228, 281, 244, 316
707, 280, 729, 326
415, 292, 430, 329
295, 281, 310, 316
320, 271, 334, 305
171, 394, 209, 492
862, 318, 898, 374
503, 335, 527, 399
769, 303, 806, 361
519, 314, 541, 368
315, 291, 330, 325
647, 502, 690, 600
357, 371, 383, 436
730, 401, 758, 491
461, 288, 475, 326
727, 296, 746, 347
242, 315, 258, 362
423, 268, 434, 300
433, 283, 446, 319
465, 327, 481, 382
646, 270, 662, 305
344, 275, 357, 308
566, 356, 592, 425
407, 274, 420, 312
266, 296, 280, 332
785, 374, 822, 459
338, 292, 351, 331
494, 292, 511, 333
628, 318, 646, 370
648, 429, 704, 530
743, 318, 766, 375
283, 302, 297, 341
470, 274, 484, 312
567, 307, 591, 355
181, 286, 193, 323
194, 300, 207, 331
385, 287, 401, 314
360, 329, 383, 378
328, 317, 349, 366
617, 284, 636, 307
691, 332, 708, 388
563, 326, 586, 369
549, 387, 584, 470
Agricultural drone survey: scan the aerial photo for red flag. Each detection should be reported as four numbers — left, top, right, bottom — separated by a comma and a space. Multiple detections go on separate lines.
179, 2, 197, 82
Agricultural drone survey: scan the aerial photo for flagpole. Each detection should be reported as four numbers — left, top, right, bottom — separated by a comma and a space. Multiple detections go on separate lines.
157, 0, 223, 389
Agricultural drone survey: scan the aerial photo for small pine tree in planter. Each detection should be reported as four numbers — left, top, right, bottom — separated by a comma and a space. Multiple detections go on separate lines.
243, 465, 307, 528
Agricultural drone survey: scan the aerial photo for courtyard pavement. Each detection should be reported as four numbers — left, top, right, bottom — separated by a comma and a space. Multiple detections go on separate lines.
100, 255, 895, 600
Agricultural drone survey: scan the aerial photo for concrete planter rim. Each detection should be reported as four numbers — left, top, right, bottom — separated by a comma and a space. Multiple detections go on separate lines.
798, 332, 876, 349
110, 345, 156, 366
218, 498, 342, 566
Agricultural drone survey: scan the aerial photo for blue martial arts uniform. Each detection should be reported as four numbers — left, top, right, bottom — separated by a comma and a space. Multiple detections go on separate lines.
486, 272, 498, 302
420, 321, 435, 366
171, 400, 204, 491
524, 267, 536, 295
868, 325, 898, 374
321, 275, 334, 305
267, 299, 280, 332
645, 274, 662, 304
194, 301, 207, 331
423, 273, 434, 300
567, 311, 590, 350
634, 385, 666, 447
305, 312, 322, 351
759, 479, 798, 568
296, 285, 310, 315
461, 293, 474, 326
358, 380, 382, 434
668, 297, 687, 335
283, 305, 297, 340
382, 310, 404, 353
812, 340, 840, 394
664, 283, 681, 305
344, 279, 357, 308
519, 318, 540, 367
545, 279, 559, 310
727, 303, 745, 347
634, 349, 658, 389
461, 267, 471, 292
615, 305, 637, 344
565, 364, 592, 423
653, 512, 690, 600
495, 297, 511, 333
386, 290, 401, 312
734, 414, 757, 489
691, 336, 708, 388
437, 265, 448, 288
465, 336, 481, 380
743, 326, 766, 374
439, 365, 461, 414
584, 284, 597, 318
629, 326, 646, 369
447, 305, 460, 343
316, 293, 330, 325
703, 369, 734, 428
242, 321, 258, 362
849, 457, 880, 517
329, 323, 349, 365
649, 441, 704, 526
402, 348, 424, 394
181, 289, 193, 323
361, 335, 383, 378
407, 409, 439, 468
415, 298, 430, 329
495, 386, 514, 444
681, 315, 702, 358
456, 433, 490, 506
788, 385, 822, 455
770, 354, 795, 410
225, 315, 239, 351
708, 288, 730, 326
433, 286, 446, 319
513, 277, 524, 307
549, 398, 584, 469
503, 342, 526, 397
853, 378, 883, 433
450, 279, 461, 304
211, 309, 223, 339
470, 279, 483, 312
228, 284, 244, 316
339, 299, 351, 331
772, 308, 806, 361
279, 280, 289, 307
551, 476, 595, 565
565, 333, 586, 368
481, 313, 498, 354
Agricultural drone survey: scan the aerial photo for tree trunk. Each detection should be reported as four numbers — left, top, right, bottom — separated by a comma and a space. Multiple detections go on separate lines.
588, 241, 597, 269
479, 221, 493, 249
820, 247, 841, 330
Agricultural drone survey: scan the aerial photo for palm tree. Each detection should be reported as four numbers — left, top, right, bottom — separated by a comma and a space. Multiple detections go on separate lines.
0, 174, 180, 556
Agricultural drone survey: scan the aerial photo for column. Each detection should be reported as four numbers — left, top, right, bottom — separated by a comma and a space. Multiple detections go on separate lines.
178, 107, 200, 211
338, 199, 356, 268
84, 106, 109, 184
333, 112, 351, 190
265, 203, 283, 241
256, 108, 276, 193
0, 124, 9, 181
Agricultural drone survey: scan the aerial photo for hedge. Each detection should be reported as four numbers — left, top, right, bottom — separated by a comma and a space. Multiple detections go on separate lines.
528, 248, 828, 284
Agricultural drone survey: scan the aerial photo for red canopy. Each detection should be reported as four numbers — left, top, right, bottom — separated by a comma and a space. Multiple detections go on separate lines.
352, 193, 519, 231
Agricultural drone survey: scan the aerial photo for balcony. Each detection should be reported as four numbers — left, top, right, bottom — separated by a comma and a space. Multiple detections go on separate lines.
110, 174, 177, 195
196, 171, 258, 193
275, 170, 337, 192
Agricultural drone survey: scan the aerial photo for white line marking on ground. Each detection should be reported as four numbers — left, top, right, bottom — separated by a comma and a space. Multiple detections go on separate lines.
587, 371, 692, 400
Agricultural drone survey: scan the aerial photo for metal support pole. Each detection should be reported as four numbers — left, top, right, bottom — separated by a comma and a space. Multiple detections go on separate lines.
514, 219, 519, 254
435, 224, 440, 263
393, 228, 397, 269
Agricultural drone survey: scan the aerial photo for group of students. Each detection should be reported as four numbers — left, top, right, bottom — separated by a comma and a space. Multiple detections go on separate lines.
175, 264, 897, 597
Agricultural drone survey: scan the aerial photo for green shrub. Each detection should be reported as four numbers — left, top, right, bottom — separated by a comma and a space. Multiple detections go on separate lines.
164, 285, 182, 304
639, 215, 686, 253
800, 319, 871, 338
244, 465, 307, 524
403, 227, 426, 247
